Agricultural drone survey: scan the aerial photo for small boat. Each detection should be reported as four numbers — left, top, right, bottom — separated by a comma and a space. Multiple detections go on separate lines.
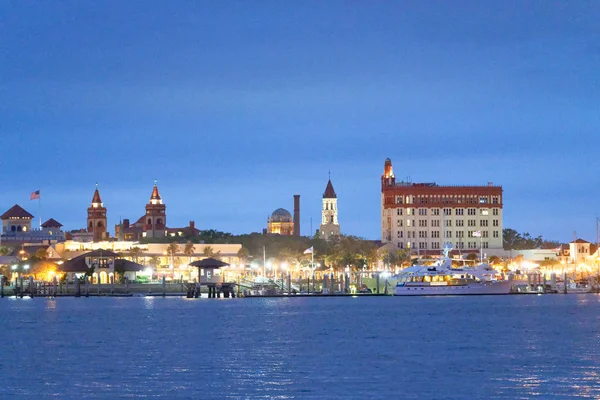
394, 245, 513, 296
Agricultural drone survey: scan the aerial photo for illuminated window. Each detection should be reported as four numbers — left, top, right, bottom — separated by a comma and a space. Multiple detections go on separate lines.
480, 209, 489, 216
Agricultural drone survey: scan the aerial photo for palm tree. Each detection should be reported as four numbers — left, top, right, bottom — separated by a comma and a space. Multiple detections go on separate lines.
149, 256, 160, 269
128, 246, 143, 264
202, 245, 215, 258
184, 241, 195, 264
395, 250, 410, 268
167, 242, 179, 267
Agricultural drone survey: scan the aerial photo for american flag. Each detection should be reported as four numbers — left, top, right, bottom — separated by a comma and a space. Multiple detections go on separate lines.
30, 190, 40, 200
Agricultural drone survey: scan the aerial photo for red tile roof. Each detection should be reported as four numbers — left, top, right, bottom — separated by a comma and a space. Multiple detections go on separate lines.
571, 238, 590, 244
41, 218, 63, 228
0, 204, 34, 220
323, 179, 337, 198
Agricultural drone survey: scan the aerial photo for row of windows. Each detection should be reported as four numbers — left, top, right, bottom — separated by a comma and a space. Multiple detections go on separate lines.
397, 230, 500, 239
395, 195, 501, 205
397, 241, 491, 250
399, 219, 499, 228
398, 208, 500, 216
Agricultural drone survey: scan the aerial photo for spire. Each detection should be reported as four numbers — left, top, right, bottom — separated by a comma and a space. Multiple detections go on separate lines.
323, 179, 337, 198
150, 182, 161, 201
91, 185, 102, 205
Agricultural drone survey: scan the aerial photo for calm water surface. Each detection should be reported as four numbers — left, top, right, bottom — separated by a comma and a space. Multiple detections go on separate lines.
1, 295, 600, 399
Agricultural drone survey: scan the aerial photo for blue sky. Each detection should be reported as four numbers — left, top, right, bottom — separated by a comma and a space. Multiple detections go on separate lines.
1, 1, 599, 242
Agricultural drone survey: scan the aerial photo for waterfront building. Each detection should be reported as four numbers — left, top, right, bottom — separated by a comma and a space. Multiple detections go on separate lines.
1, 204, 34, 234
56, 240, 243, 281
87, 186, 108, 242
59, 249, 145, 283
568, 238, 595, 264
40, 218, 65, 241
267, 195, 301, 236
380, 158, 504, 256
319, 178, 340, 241
0, 205, 65, 243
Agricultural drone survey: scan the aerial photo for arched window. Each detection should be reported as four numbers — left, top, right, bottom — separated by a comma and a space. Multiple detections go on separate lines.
97, 221, 104, 228
11, 225, 16, 232
156, 218, 163, 225
330, 215, 334, 224
89, 221, 93, 229
17, 225, 22, 232
147, 218, 152, 226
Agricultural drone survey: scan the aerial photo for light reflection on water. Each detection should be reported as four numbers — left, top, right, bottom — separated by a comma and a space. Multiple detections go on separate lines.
1, 295, 600, 399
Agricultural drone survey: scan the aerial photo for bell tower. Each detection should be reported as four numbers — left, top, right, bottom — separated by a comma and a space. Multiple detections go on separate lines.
143, 181, 166, 239
319, 175, 340, 241
381, 158, 395, 190
87, 184, 107, 242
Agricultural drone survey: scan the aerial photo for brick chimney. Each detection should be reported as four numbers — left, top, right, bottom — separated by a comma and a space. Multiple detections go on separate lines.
189, 220, 195, 230
123, 219, 130, 228
293, 194, 300, 237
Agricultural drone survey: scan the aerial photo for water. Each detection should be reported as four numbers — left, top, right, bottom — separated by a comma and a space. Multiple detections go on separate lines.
1, 295, 600, 399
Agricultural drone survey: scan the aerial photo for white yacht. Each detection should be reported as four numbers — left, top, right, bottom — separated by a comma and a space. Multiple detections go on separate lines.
393, 246, 513, 296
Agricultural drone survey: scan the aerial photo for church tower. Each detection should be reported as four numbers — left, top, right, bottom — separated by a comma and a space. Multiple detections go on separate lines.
320, 177, 340, 241
143, 181, 166, 239
87, 185, 107, 242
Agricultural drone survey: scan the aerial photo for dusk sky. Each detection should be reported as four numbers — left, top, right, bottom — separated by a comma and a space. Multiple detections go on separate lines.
1, 1, 599, 242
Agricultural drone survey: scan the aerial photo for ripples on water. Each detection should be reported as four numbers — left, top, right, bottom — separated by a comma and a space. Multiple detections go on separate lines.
1, 295, 600, 399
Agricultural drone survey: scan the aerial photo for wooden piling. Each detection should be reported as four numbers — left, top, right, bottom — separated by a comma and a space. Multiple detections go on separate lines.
162, 276, 166, 297
85, 276, 90, 297
74, 277, 81, 297
28, 277, 34, 298
0, 276, 4, 298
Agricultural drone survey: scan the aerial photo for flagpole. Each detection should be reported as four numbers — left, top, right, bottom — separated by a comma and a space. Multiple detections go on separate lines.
38, 194, 42, 228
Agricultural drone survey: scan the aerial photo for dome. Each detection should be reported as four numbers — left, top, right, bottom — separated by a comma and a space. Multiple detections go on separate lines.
271, 208, 292, 223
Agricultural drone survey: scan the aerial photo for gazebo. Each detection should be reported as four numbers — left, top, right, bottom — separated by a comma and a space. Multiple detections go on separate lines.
189, 258, 235, 298
60, 249, 145, 283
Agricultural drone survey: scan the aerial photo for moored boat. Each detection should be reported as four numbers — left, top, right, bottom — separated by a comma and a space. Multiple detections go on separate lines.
393, 245, 513, 296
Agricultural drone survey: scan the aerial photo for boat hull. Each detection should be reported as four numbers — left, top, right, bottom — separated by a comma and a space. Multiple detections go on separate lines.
393, 280, 514, 296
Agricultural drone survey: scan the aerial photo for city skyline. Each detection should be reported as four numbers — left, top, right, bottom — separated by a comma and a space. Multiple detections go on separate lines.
1, 2, 599, 242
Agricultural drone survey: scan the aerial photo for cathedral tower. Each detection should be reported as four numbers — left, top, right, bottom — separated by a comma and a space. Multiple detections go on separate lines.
320, 177, 340, 241
87, 185, 107, 242
143, 182, 166, 239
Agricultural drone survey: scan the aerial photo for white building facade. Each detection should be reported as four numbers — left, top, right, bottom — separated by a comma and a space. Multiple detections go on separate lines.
381, 158, 504, 256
